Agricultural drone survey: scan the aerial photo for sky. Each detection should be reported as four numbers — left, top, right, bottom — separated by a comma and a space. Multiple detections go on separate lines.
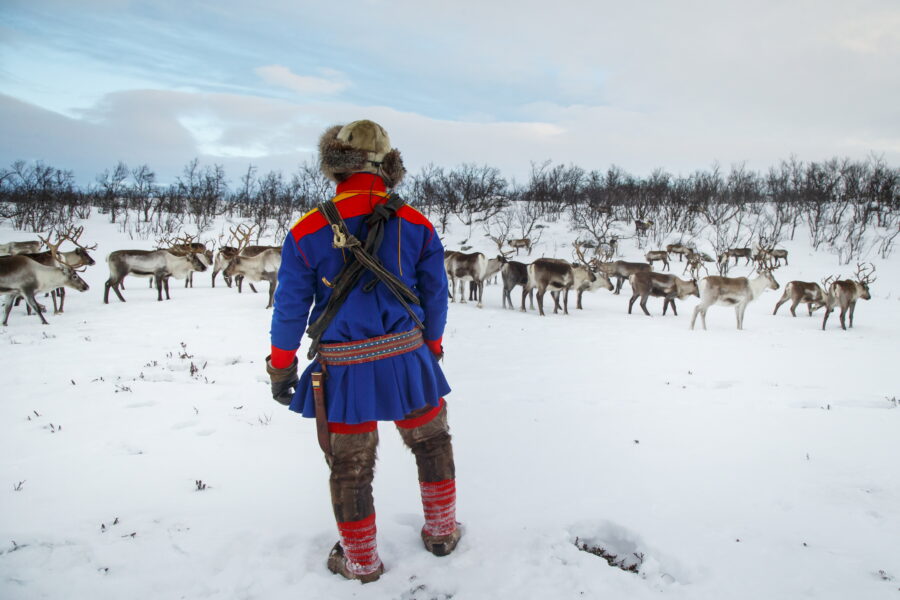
1, 0, 898, 186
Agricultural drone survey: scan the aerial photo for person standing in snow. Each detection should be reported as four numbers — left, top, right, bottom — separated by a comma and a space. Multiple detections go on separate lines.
265, 120, 460, 583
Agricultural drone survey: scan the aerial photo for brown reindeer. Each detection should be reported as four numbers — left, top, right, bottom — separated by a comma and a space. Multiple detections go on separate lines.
666, 243, 693, 262
719, 248, 753, 266
527, 258, 577, 316
634, 220, 654, 234
628, 272, 699, 316
22, 227, 96, 313
104, 249, 207, 303
500, 260, 534, 311
645, 250, 670, 271
445, 251, 488, 307
0, 240, 43, 256
772, 278, 833, 317
508, 238, 532, 255
591, 259, 652, 295
691, 267, 780, 330
822, 264, 875, 330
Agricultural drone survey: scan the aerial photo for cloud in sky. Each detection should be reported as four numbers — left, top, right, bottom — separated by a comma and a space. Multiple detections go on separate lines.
1, 0, 898, 185
255, 65, 350, 96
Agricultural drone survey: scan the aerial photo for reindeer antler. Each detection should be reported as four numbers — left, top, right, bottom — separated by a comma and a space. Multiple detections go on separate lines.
855, 262, 876, 284
229, 223, 257, 253
39, 231, 84, 271
56, 224, 98, 251
572, 241, 589, 266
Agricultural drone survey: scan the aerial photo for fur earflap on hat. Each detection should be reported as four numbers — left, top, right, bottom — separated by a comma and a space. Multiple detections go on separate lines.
318, 120, 406, 188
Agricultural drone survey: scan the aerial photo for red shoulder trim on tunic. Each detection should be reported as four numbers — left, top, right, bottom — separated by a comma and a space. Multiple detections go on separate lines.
397, 205, 435, 233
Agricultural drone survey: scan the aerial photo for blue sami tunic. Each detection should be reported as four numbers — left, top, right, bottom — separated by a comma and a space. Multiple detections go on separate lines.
269, 173, 451, 424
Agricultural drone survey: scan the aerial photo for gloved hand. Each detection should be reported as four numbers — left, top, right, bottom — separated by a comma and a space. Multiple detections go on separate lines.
425, 338, 444, 361
265, 355, 298, 406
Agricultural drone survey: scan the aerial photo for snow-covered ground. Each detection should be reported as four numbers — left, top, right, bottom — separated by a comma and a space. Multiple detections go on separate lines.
1, 212, 898, 599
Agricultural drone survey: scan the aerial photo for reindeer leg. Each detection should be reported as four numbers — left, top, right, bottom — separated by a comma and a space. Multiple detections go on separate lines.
249, 283, 258, 294
848, 300, 856, 328
639, 294, 651, 316
537, 288, 546, 316
267, 276, 276, 309
839, 305, 848, 330
25, 291, 49, 325
57, 288, 66, 313
163, 276, 171, 300
477, 281, 484, 308
563, 288, 570, 315
225, 274, 233, 288
669, 299, 678, 316
576, 289, 584, 310
2, 296, 15, 325
789, 298, 800, 317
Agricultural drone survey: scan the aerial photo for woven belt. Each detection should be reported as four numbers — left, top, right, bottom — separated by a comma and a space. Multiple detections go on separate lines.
317, 329, 424, 366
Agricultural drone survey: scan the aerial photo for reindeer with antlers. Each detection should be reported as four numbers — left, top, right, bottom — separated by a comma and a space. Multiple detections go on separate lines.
217, 224, 281, 294
20, 226, 97, 313
104, 242, 207, 303
164, 233, 213, 287
772, 276, 834, 318
691, 258, 781, 330
0, 234, 90, 325
221, 223, 281, 308
822, 263, 876, 331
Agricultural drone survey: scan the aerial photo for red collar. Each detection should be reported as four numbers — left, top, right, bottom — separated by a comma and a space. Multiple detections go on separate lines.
336, 173, 387, 194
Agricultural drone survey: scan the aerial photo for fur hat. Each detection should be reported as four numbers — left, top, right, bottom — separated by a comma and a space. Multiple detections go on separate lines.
318, 120, 406, 187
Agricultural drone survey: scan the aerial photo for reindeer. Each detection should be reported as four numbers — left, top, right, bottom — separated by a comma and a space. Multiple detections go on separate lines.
221, 225, 280, 294
20, 227, 97, 313
212, 246, 240, 287
628, 272, 699, 316
508, 238, 532, 255
445, 251, 488, 307
666, 243, 693, 262
772, 277, 833, 317
683, 250, 712, 280
645, 250, 670, 271
690, 266, 780, 330
467, 254, 507, 301
500, 260, 534, 311
822, 264, 875, 331
591, 260, 652, 295
634, 220, 654, 234
0, 240, 42, 256
527, 258, 578, 316
568, 242, 613, 309
104, 249, 207, 303
719, 247, 753, 266
223, 247, 281, 308
1, 248, 90, 325
164, 234, 213, 287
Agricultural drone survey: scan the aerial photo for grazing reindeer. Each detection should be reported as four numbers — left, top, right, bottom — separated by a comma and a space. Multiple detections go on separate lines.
0, 240, 42, 256
645, 250, 670, 271
772, 277, 833, 317
445, 251, 488, 307
569, 242, 613, 309
591, 259, 652, 295
822, 264, 875, 331
691, 267, 780, 330
719, 247, 753, 266
223, 247, 281, 308
683, 250, 712, 280
500, 260, 534, 311
104, 249, 207, 303
527, 258, 578, 316
666, 243, 693, 262
508, 238, 532, 255
1, 249, 90, 325
634, 220, 654, 234
628, 272, 699, 316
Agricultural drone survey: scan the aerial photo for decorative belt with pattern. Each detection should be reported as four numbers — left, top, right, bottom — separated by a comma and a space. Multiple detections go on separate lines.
317, 329, 424, 366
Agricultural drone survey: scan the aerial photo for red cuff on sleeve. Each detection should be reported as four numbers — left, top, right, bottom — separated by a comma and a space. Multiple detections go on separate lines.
270, 345, 298, 369
425, 337, 443, 357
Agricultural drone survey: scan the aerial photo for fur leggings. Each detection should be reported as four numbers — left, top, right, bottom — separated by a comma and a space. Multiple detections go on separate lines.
328, 402, 455, 524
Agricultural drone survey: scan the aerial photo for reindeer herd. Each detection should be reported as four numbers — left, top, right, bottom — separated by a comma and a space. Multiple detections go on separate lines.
442, 238, 878, 332
0, 224, 282, 325
0, 225, 880, 332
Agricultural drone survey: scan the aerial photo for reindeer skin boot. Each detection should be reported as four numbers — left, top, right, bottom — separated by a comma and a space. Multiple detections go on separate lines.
397, 401, 461, 557
327, 429, 384, 582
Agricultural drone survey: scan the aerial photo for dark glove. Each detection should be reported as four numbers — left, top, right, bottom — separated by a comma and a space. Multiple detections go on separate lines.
265, 355, 298, 406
